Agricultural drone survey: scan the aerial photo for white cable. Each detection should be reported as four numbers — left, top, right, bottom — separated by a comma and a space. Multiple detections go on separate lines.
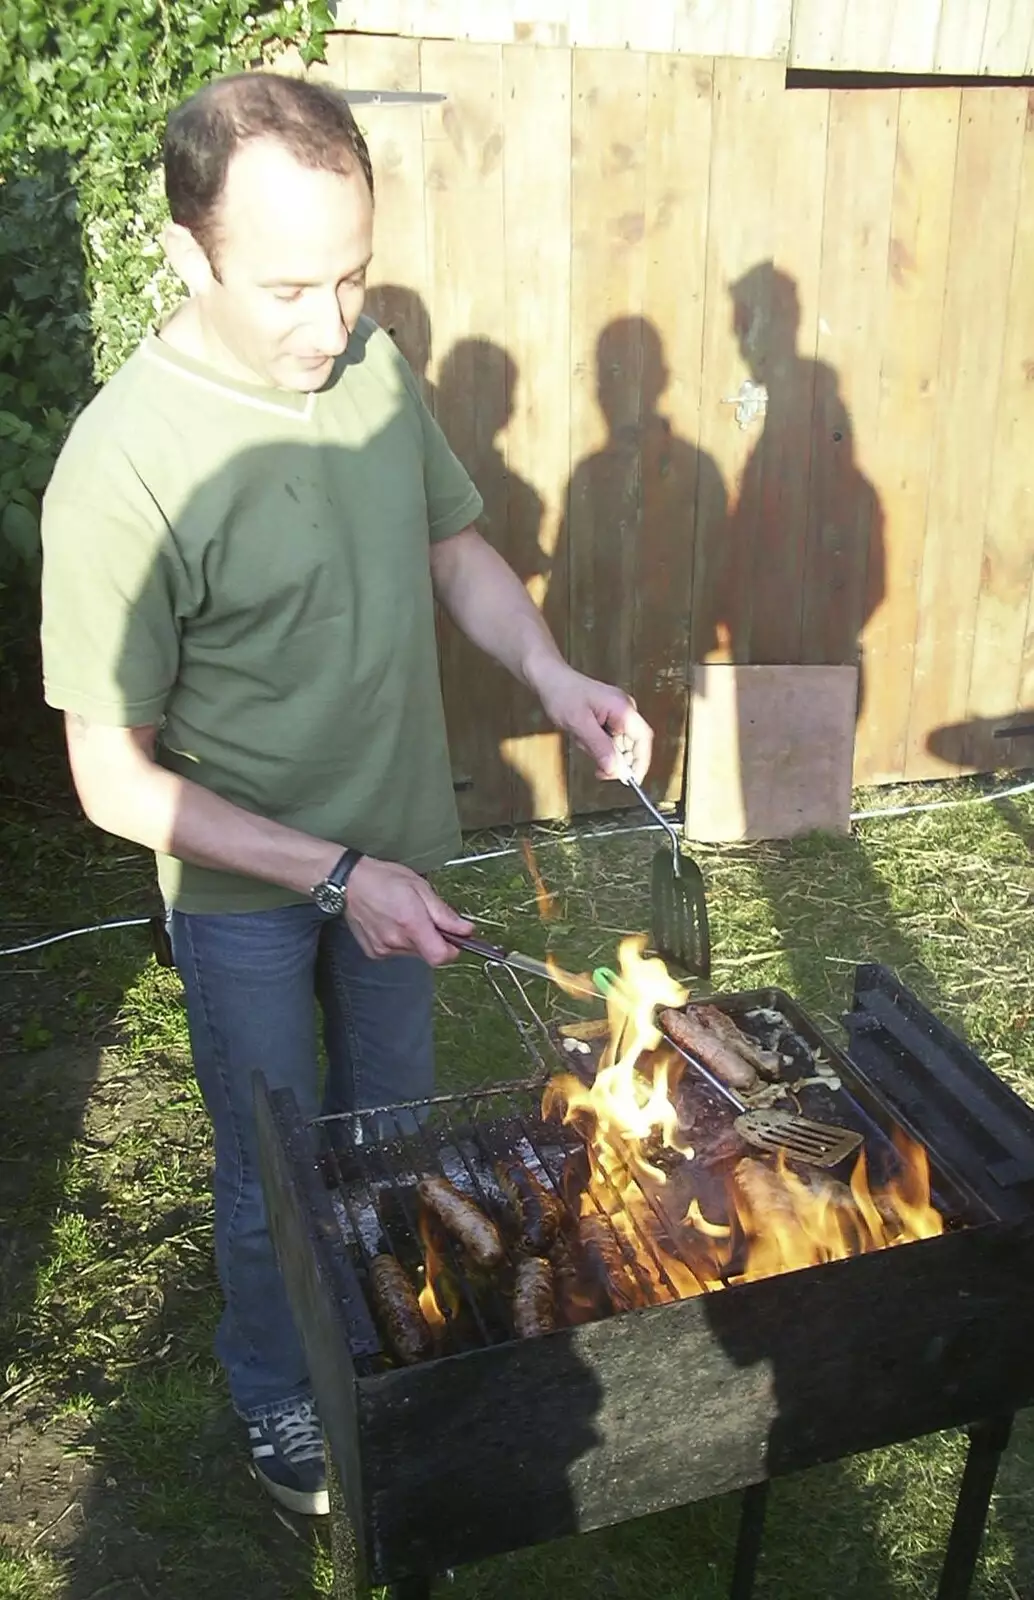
2, 775, 1031, 956
849, 776, 1034, 822
0, 916, 152, 957
445, 819, 664, 868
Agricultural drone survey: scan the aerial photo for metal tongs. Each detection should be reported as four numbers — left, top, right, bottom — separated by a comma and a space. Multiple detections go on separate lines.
444, 933, 599, 1000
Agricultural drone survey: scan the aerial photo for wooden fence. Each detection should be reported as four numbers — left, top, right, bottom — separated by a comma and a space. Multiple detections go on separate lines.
312, 34, 1034, 826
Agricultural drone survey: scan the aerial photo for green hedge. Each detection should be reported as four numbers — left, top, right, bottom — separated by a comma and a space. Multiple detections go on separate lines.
0, 0, 334, 572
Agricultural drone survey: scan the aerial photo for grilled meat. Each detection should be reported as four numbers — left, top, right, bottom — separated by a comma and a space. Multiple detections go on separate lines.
577, 1212, 641, 1313
416, 1175, 504, 1267
732, 1158, 802, 1228
548, 1228, 605, 1326
369, 1255, 434, 1365
660, 1006, 768, 1093
513, 1256, 557, 1339
495, 1158, 562, 1253
694, 1005, 782, 1080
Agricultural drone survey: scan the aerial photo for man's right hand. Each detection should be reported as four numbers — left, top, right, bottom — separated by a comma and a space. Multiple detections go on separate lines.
344, 857, 474, 966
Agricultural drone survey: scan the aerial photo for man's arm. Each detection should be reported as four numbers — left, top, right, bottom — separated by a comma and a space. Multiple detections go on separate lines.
429, 527, 653, 782
65, 718, 471, 964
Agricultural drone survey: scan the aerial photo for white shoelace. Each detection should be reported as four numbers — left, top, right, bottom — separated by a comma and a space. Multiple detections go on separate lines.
272, 1400, 324, 1465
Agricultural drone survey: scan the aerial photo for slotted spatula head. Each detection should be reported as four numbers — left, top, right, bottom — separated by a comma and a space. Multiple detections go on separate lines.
650, 847, 711, 977
733, 1109, 864, 1169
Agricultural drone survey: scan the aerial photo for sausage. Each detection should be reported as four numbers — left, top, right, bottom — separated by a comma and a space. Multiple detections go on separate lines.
495, 1158, 562, 1253
548, 1228, 606, 1327
512, 1256, 556, 1339
577, 1212, 641, 1313
368, 1255, 434, 1365
732, 1158, 802, 1229
660, 1007, 761, 1093
416, 1175, 504, 1267
693, 1005, 782, 1080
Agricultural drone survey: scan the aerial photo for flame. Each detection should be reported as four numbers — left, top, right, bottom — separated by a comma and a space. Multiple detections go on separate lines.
521, 838, 560, 920
418, 1278, 445, 1327
543, 936, 944, 1305
417, 1210, 448, 1327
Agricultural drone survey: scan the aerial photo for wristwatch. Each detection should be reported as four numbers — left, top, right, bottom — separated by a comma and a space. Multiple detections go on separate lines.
311, 848, 363, 916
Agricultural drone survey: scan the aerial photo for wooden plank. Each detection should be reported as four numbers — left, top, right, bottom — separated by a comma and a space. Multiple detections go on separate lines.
980, 0, 1034, 75
568, 0, 676, 51
854, 88, 960, 784
739, 78, 829, 666
691, 57, 784, 675
885, 0, 944, 73
498, 43, 572, 823
904, 89, 1027, 779
631, 54, 714, 807
327, 37, 436, 402
331, 0, 791, 57
802, 89, 898, 768
420, 40, 513, 826
672, 0, 792, 60
564, 47, 650, 815
933, 0, 991, 74
789, 0, 854, 69
960, 94, 1034, 772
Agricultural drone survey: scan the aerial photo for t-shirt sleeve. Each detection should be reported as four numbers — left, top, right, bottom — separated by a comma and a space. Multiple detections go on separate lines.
384, 334, 484, 542
40, 463, 187, 727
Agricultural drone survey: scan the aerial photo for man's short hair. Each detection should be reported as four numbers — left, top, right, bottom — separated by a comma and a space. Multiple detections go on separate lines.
164, 72, 374, 263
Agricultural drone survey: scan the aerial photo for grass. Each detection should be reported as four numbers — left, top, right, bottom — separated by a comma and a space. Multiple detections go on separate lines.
1, 702, 1033, 1598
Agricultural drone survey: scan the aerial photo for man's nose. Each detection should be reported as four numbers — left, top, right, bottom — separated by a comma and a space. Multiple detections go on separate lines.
310, 294, 350, 356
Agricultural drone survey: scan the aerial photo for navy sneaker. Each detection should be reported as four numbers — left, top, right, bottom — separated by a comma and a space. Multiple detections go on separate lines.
247, 1398, 329, 1516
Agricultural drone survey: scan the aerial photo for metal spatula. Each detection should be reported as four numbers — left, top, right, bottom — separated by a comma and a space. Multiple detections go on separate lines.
618, 766, 711, 977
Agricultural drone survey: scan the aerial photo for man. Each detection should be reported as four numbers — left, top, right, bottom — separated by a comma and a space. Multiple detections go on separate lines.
39, 72, 651, 1517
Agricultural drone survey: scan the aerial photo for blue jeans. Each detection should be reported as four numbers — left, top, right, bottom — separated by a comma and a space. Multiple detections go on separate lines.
169, 903, 434, 1419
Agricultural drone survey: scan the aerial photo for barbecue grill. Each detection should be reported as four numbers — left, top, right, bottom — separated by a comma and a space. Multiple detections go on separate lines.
255, 962, 1034, 1600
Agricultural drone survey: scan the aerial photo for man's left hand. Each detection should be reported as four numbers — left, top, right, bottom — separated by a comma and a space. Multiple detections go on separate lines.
531, 661, 653, 784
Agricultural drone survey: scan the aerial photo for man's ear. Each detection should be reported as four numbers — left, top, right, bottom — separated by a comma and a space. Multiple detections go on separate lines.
162, 221, 216, 296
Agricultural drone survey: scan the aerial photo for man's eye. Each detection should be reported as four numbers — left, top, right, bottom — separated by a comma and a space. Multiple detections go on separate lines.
273, 288, 302, 303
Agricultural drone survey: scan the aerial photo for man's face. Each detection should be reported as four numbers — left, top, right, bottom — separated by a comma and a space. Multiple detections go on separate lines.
196, 137, 374, 392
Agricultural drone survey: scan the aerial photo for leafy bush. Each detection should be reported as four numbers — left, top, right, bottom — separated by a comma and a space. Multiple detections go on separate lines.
0, 0, 334, 573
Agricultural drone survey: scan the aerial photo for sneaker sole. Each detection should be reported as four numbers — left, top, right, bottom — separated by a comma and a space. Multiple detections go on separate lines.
253, 1463, 330, 1517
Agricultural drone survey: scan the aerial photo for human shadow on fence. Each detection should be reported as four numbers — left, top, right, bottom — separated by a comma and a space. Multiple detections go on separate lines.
692, 261, 886, 825
365, 282, 436, 410
690, 264, 953, 1010
544, 316, 727, 819
434, 334, 551, 826
925, 713, 1034, 792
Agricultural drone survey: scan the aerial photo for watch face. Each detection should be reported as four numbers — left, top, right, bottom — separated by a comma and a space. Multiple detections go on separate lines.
314, 881, 346, 916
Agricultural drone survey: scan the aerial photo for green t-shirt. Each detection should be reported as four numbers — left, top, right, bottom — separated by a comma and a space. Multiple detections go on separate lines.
40, 317, 483, 912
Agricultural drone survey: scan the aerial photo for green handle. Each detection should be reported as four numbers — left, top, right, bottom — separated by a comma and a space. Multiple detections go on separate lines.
592, 966, 619, 997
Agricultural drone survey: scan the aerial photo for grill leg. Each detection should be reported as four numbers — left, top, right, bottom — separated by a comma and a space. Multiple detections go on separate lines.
729, 1480, 770, 1600
935, 1415, 1014, 1600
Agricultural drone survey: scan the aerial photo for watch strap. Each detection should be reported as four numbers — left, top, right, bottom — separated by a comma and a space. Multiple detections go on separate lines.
326, 848, 363, 891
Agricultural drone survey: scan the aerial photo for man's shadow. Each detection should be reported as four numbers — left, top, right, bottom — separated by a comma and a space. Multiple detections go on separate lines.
696, 262, 885, 714
363, 283, 436, 410
434, 336, 549, 825
548, 317, 727, 816
926, 714, 1034, 797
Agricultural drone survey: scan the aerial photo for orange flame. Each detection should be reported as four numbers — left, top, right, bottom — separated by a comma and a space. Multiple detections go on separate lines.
544, 937, 944, 1304
522, 838, 560, 921
417, 1211, 447, 1327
